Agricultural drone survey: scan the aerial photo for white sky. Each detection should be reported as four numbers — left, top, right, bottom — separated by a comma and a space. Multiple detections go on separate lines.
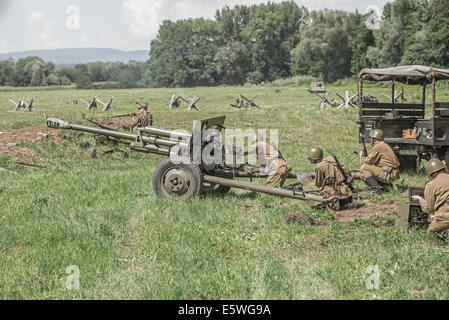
0, 0, 391, 53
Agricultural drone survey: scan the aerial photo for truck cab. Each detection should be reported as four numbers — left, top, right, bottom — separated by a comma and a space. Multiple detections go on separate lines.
357, 65, 449, 172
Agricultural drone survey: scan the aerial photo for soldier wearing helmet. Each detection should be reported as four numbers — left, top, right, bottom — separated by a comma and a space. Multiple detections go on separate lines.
130, 102, 153, 133
412, 159, 449, 237
359, 129, 400, 194
243, 134, 292, 188
307, 147, 357, 211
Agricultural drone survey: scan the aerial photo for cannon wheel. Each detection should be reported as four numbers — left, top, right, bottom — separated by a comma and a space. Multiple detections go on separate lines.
200, 181, 231, 195
153, 159, 202, 199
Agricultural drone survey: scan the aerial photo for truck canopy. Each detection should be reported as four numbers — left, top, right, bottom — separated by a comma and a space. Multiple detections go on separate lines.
358, 65, 449, 85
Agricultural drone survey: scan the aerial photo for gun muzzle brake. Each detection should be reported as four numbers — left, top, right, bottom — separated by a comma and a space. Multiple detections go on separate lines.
46, 118, 70, 129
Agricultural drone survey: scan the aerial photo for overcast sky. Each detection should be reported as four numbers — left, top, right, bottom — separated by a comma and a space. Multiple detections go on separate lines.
0, 0, 391, 53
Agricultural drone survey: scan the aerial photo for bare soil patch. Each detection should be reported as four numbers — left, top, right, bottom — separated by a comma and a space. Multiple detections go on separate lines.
0, 127, 55, 144
334, 199, 397, 223
0, 146, 42, 163
0, 126, 56, 164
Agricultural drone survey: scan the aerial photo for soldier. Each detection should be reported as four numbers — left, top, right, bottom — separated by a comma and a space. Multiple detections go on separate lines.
412, 159, 449, 239
174, 97, 182, 108
243, 135, 292, 188
307, 147, 357, 211
130, 102, 153, 133
359, 129, 400, 194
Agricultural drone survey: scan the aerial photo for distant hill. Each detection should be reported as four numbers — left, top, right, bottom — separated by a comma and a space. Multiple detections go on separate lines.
0, 48, 149, 64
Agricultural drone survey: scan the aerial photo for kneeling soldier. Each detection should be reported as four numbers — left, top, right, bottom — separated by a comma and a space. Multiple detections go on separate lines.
307, 147, 358, 211
360, 129, 400, 194
244, 135, 292, 188
412, 159, 449, 239
130, 103, 153, 133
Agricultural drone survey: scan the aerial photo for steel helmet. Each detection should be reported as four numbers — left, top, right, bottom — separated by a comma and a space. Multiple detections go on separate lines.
308, 147, 323, 160
425, 159, 446, 176
370, 129, 384, 141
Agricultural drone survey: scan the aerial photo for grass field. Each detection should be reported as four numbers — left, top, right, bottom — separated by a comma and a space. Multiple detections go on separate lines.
1, 84, 449, 300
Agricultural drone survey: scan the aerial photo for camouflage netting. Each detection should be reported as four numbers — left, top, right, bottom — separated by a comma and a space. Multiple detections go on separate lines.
358, 65, 449, 85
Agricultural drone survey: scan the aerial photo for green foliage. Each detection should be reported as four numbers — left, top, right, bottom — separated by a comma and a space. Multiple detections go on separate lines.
1, 0, 448, 88
75, 73, 93, 90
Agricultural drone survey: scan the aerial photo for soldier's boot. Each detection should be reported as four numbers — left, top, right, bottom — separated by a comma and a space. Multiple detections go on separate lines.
378, 181, 393, 193
437, 229, 449, 243
365, 176, 381, 195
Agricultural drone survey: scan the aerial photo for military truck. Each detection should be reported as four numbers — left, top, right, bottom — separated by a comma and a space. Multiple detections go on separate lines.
357, 65, 449, 172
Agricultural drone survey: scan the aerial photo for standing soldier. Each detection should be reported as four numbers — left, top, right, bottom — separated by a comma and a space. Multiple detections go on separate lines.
359, 129, 400, 194
130, 102, 153, 133
412, 159, 449, 239
243, 135, 292, 188
307, 147, 357, 211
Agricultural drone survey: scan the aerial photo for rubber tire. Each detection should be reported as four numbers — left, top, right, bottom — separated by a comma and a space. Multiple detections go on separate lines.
152, 158, 202, 199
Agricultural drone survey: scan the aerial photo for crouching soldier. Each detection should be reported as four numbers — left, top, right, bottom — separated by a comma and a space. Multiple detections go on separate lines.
130, 102, 153, 133
307, 147, 358, 211
244, 135, 292, 188
412, 159, 449, 239
359, 129, 400, 194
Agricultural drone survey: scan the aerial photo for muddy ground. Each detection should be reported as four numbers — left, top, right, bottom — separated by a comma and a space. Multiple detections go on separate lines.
283, 198, 398, 225
0, 127, 54, 164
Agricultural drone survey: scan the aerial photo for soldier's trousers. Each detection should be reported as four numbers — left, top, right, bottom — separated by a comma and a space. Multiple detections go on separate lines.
267, 158, 292, 188
308, 183, 351, 211
428, 207, 449, 233
361, 164, 399, 184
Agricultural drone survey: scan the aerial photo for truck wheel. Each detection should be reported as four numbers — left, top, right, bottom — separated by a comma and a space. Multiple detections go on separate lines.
200, 181, 231, 195
153, 159, 202, 199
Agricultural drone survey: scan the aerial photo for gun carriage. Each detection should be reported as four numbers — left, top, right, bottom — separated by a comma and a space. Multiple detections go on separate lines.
46, 116, 349, 204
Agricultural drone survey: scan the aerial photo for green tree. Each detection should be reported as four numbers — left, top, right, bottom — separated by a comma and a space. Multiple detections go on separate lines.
402, 0, 449, 67
291, 10, 364, 82
88, 62, 106, 82
75, 73, 93, 89
0, 59, 14, 86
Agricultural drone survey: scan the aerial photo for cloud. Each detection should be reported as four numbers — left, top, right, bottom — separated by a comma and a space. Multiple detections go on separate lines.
0, 0, 12, 18
122, 0, 287, 39
28, 11, 60, 49
29, 11, 45, 26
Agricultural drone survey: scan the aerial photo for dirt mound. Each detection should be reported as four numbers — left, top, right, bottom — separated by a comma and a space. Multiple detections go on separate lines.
334, 199, 397, 222
283, 199, 398, 226
0, 127, 55, 144
0, 146, 42, 163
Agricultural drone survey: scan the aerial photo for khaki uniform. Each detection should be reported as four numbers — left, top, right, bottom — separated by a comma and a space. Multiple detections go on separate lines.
131, 111, 153, 132
309, 157, 355, 211
361, 141, 400, 184
418, 173, 449, 233
245, 141, 292, 188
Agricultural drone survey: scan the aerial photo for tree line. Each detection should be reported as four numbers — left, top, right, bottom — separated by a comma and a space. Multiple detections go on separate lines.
148, 0, 448, 87
0, 57, 148, 89
0, 0, 448, 89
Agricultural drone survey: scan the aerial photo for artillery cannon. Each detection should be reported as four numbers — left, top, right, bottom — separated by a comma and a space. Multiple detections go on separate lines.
46, 116, 350, 204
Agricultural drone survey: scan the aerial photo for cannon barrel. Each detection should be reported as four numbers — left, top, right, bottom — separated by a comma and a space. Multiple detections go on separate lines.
46, 118, 189, 152
141, 127, 192, 140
